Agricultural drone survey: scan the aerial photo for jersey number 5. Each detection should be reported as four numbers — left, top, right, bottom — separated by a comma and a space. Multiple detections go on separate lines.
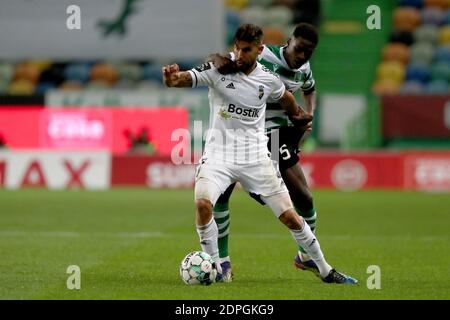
280, 144, 291, 160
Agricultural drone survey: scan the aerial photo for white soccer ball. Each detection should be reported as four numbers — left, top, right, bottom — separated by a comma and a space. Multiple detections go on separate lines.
179, 251, 218, 285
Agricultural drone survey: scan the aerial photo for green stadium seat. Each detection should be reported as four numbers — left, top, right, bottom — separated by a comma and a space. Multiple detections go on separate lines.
430, 61, 450, 80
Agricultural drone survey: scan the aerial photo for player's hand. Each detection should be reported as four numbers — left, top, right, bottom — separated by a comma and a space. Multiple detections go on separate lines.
288, 106, 313, 132
208, 53, 238, 75
162, 64, 180, 87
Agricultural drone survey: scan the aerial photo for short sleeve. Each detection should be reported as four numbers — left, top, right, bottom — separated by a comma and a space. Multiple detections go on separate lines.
269, 76, 286, 101
188, 62, 219, 88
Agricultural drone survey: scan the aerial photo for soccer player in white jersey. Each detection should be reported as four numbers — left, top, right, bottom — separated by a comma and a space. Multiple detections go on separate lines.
162, 24, 357, 284
208, 23, 358, 284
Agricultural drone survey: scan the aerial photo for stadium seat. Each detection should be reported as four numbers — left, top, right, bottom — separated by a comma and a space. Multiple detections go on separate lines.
443, 9, 450, 25
0, 63, 14, 86
410, 41, 435, 64
143, 63, 163, 83
425, 79, 449, 92
372, 78, 401, 95
376, 61, 406, 84
400, 80, 425, 93
265, 6, 294, 27
35, 82, 56, 94
439, 25, 450, 44
248, 0, 272, 7
424, 0, 449, 10
13, 63, 41, 84
382, 43, 411, 64
64, 63, 90, 83
414, 24, 439, 44
59, 80, 83, 91
406, 62, 431, 82
226, 10, 241, 44
421, 7, 446, 25
262, 26, 286, 45
7, 79, 35, 95
433, 45, 450, 62
393, 7, 422, 32
239, 6, 266, 26
27, 60, 52, 74
430, 61, 450, 80
116, 62, 143, 83
225, 0, 249, 11
90, 63, 118, 85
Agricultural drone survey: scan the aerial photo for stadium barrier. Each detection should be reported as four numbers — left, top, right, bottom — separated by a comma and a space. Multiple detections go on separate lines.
2, 151, 448, 191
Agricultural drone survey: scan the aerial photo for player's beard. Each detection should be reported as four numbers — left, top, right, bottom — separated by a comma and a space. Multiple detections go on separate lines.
237, 61, 256, 74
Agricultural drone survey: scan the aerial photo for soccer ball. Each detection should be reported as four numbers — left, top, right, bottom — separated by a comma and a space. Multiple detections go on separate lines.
179, 251, 218, 285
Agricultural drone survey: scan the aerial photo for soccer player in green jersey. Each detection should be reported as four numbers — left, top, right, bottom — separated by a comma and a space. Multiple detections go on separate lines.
209, 23, 347, 283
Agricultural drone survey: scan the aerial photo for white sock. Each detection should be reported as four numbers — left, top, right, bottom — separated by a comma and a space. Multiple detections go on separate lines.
221, 256, 231, 263
289, 221, 332, 278
196, 217, 222, 274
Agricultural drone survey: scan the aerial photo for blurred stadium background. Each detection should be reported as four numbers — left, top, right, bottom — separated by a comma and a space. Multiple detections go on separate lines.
0, 0, 449, 299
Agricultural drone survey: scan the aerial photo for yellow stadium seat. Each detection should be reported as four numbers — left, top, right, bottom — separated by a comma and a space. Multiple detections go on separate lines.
439, 26, 450, 45
8, 79, 35, 95
376, 61, 406, 84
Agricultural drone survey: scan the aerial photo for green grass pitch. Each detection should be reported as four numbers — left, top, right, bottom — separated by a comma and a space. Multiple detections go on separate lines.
0, 188, 449, 300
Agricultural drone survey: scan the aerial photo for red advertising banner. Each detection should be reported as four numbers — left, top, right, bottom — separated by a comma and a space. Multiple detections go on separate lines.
404, 153, 450, 191
110, 151, 450, 191
0, 107, 189, 155
382, 95, 450, 138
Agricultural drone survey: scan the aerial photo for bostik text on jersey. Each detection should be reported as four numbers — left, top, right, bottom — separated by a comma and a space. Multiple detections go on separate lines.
227, 104, 260, 118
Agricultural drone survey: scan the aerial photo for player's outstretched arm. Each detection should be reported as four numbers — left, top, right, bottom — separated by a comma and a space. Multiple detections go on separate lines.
162, 64, 193, 88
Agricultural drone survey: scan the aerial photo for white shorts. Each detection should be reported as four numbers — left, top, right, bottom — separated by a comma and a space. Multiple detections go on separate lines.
194, 156, 293, 217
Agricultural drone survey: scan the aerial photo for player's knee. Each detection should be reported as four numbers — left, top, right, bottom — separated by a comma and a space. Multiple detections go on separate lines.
279, 209, 303, 230
196, 199, 213, 215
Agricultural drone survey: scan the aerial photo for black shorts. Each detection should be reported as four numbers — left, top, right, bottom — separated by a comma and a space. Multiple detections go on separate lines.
267, 126, 305, 171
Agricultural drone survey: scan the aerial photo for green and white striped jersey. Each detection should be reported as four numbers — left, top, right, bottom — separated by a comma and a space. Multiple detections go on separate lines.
257, 44, 315, 133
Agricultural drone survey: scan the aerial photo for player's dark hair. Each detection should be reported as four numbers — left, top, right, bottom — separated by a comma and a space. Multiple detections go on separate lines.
293, 23, 319, 45
234, 24, 263, 44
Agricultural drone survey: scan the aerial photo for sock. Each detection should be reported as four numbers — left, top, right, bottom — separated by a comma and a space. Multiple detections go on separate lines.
289, 219, 331, 278
295, 207, 317, 261
196, 217, 222, 274
213, 202, 231, 259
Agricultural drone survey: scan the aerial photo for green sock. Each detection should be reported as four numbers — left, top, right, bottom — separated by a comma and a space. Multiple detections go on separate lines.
295, 207, 317, 259
213, 202, 231, 259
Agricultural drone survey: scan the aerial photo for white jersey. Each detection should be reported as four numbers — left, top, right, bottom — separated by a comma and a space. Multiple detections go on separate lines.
188, 62, 285, 164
